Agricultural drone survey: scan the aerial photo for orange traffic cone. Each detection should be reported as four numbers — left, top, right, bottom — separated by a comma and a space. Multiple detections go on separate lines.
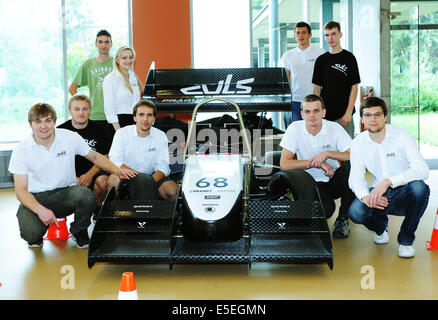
426, 209, 438, 250
44, 218, 72, 240
118, 272, 138, 300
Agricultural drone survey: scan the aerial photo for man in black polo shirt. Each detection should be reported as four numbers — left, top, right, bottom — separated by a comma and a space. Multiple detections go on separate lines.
58, 94, 112, 219
312, 21, 361, 138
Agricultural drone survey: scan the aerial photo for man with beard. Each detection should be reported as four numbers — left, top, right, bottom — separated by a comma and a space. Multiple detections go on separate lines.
107, 99, 179, 201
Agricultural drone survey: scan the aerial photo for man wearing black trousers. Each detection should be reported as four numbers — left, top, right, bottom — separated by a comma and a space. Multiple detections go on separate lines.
279, 94, 355, 238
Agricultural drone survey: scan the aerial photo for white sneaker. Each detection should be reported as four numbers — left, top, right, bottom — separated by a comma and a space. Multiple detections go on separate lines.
374, 230, 389, 244
398, 245, 415, 258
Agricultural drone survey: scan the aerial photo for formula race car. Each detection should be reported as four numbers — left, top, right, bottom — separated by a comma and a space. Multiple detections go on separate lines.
87, 66, 333, 269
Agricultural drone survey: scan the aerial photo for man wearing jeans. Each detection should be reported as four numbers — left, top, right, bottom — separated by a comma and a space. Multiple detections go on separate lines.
279, 94, 355, 238
8, 103, 137, 248
348, 96, 430, 258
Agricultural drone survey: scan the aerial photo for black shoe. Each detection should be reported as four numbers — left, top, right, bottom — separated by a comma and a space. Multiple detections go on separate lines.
28, 239, 43, 248
333, 217, 350, 239
72, 229, 90, 248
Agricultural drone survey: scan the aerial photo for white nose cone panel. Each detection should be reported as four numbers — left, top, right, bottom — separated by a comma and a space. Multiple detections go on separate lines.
182, 154, 244, 221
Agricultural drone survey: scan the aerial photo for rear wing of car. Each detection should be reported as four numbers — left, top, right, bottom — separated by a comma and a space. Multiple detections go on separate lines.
142, 62, 291, 113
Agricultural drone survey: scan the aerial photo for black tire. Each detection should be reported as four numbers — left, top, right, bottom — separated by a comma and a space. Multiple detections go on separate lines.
267, 169, 318, 201
264, 150, 282, 168
117, 173, 158, 200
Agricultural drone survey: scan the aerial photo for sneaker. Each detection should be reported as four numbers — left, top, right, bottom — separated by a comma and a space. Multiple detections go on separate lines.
398, 245, 415, 258
28, 239, 43, 248
72, 229, 90, 249
333, 217, 350, 238
374, 230, 389, 244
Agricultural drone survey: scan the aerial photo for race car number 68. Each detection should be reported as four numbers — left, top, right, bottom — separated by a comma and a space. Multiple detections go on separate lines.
195, 177, 228, 188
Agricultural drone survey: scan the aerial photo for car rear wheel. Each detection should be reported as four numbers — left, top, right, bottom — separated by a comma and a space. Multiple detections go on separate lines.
267, 169, 318, 201
117, 173, 158, 200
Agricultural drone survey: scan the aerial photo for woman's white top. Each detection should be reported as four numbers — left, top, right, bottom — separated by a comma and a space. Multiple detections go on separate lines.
102, 69, 141, 123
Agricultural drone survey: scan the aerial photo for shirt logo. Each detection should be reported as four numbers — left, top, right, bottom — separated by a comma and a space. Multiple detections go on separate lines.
56, 151, 67, 157
386, 152, 396, 158
90, 67, 112, 89
331, 64, 348, 75
322, 144, 331, 149
85, 139, 97, 147
90, 66, 112, 76
148, 147, 156, 152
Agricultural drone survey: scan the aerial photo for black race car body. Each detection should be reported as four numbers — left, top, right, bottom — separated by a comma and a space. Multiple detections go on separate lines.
87, 66, 333, 269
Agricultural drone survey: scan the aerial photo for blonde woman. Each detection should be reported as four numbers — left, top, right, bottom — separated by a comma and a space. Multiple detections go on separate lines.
103, 46, 143, 131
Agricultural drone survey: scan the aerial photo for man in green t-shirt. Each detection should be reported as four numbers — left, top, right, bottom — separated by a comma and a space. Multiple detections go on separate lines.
69, 30, 114, 122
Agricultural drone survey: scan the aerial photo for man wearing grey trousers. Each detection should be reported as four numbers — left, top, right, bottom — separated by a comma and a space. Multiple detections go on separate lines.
8, 103, 137, 249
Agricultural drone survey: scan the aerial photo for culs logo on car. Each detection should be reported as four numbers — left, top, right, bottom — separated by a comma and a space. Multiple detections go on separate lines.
137, 222, 147, 229
180, 74, 254, 95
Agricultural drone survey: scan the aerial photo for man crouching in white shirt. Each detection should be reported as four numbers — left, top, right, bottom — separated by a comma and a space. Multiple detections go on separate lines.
348, 96, 430, 258
8, 103, 137, 249
107, 99, 179, 201
279, 94, 355, 239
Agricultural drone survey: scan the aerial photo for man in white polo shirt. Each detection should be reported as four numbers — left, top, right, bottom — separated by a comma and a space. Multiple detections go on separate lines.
8, 103, 137, 248
107, 99, 179, 201
281, 21, 325, 127
348, 96, 430, 258
279, 94, 355, 238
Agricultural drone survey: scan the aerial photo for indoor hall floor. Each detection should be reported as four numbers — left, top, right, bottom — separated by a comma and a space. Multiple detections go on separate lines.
0, 171, 437, 300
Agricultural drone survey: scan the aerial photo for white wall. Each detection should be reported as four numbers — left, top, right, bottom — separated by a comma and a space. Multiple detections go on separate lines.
351, 0, 382, 133
191, 0, 251, 68
353, 0, 381, 96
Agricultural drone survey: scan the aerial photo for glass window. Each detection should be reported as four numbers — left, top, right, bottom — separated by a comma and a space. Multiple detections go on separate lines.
0, 0, 130, 143
252, 0, 344, 68
0, 0, 64, 142
251, 0, 332, 129
65, 0, 130, 93
390, 1, 438, 160
252, 0, 269, 67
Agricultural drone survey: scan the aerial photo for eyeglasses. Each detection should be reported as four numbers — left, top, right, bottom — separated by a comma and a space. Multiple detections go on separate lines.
362, 112, 384, 119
